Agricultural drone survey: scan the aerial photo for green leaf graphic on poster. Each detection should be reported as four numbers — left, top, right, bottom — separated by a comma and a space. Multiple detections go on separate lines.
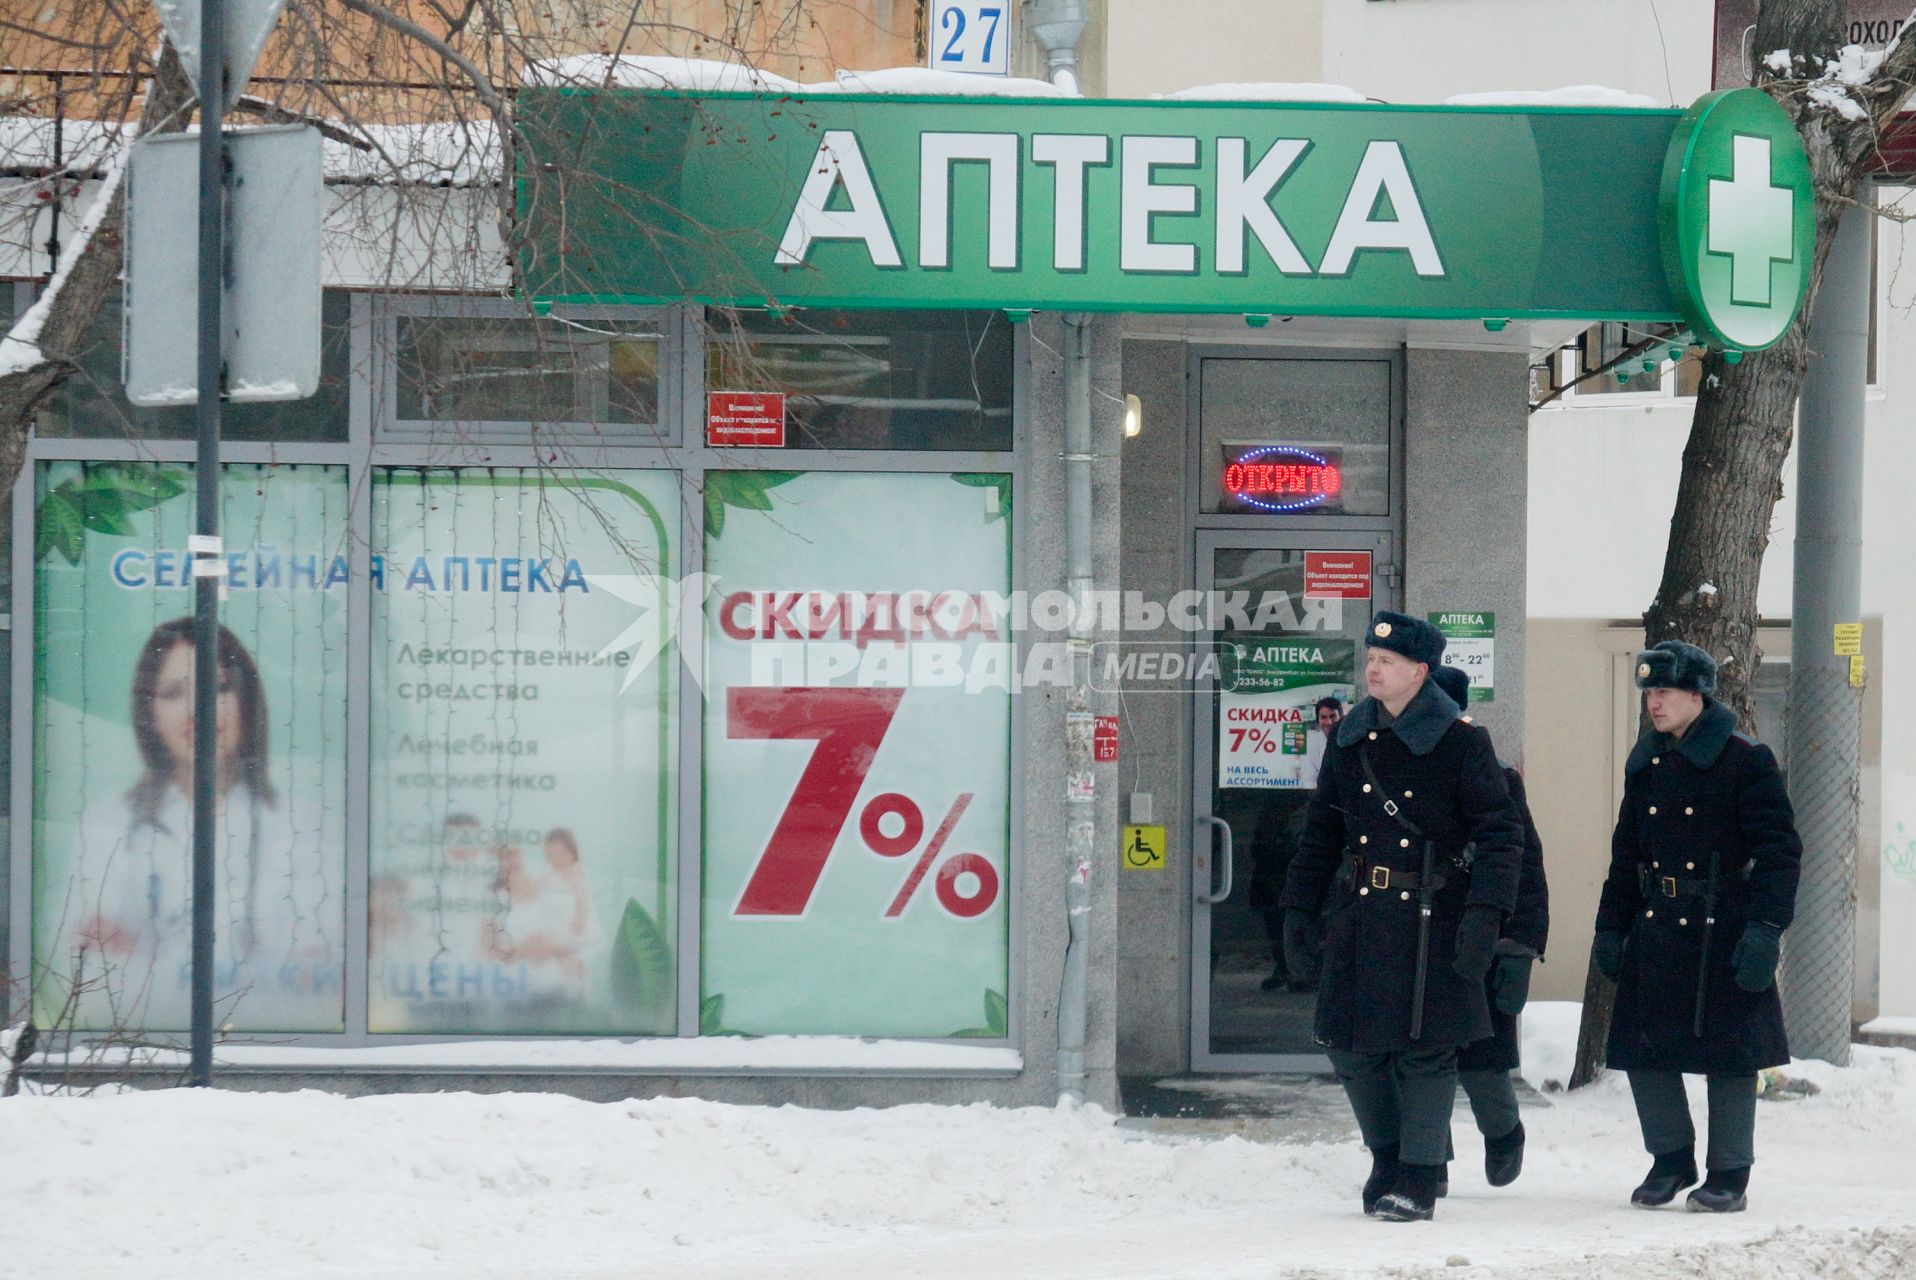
34, 489, 84, 564
948, 988, 1009, 1038
703, 470, 799, 539
35, 463, 189, 563
952, 473, 1012, 522
700, 993, 739, 1036
610, 897, 675, 1031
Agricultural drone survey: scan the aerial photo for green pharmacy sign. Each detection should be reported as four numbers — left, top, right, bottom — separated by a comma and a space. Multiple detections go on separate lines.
518, 87, 1813, 344
1658, 89, 1816, 352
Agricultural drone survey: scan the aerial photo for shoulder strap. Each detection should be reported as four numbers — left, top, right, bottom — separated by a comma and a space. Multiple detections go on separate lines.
1358, 744, 1426, 838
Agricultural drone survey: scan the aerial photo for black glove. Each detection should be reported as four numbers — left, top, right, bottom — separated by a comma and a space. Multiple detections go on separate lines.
1452, 904, 1503, 981
1592, 929, 1626, 980
1282, 909, 1320, 984
1491, 953, 1533, 1015
1732, 923, 1784, 992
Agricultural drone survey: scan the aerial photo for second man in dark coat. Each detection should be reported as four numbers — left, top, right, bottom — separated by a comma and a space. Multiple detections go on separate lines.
1433, 663, 1548, 1191
1593, 640, 1801, 1214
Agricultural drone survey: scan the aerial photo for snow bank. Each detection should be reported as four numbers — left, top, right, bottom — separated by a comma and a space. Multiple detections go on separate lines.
1860, 1013, 1916, 1037
1444, 86, 1664, 108
1163, 82, 1369, 104
1516, 999, 1582, 1092
36, 1034, 1021, 1074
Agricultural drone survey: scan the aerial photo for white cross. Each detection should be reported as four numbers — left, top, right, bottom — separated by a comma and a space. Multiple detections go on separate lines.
1706, 135, 1795, 307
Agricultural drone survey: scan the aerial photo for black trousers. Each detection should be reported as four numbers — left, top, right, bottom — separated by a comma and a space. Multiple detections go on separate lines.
1458, 1068, 1521, 1140
1627, 1070, 1757, 1171
1326, 1045, 1458, 1167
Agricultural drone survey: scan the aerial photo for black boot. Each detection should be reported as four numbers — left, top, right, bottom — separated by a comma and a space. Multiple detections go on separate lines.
1485, 1120, 1526, 1188
1434, 1163, 1449, 1199
1260, 962, 1288, 992
1361, 1145, 1400, 1216
1373, 1163, 1441, 1222
1686, 1166, 1750, 1213
1630, 1148, 1699, 1208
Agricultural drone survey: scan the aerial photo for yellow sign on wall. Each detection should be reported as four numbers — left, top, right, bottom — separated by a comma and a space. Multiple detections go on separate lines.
1122, 825, 1166, 871
1850, 655, 1867, 688
1834, 622, 1863, 656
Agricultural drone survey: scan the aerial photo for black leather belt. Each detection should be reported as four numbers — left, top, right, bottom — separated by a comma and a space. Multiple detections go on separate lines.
1638, 863, 1747, 898
1344, 853, 1440, 893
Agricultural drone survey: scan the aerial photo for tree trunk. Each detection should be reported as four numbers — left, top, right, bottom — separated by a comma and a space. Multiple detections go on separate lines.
0, 46, 194, 495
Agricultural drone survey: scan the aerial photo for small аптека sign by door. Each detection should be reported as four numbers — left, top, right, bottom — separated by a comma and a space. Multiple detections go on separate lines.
707, 391, 787, 447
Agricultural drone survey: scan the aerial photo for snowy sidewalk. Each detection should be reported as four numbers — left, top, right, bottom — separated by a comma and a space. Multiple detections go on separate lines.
3, 1006, 1913, 1279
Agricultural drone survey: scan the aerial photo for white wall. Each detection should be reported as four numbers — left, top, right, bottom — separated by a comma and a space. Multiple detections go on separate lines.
1320, 0, 1711, 104
1101, 0, 1710, 103
1525, 398, 1797, 622
1105, 1, 1323, 97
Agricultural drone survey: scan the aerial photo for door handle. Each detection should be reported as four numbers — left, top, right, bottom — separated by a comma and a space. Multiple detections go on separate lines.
1195, 815, 1234, 903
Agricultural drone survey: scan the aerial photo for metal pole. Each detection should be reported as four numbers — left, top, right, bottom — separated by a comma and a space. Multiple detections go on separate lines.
1783, 194, 1868, 1067
190, 0, 228, 1088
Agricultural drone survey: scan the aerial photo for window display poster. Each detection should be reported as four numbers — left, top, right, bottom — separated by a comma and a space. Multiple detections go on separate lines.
33, 462, 349, 1032
1217, 636, 1355, 789
702, 471, 1012, 1037
369, 469, 679, 1035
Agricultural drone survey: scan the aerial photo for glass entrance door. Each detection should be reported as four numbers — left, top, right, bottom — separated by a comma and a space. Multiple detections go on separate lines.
1190, 530, 1393, 1071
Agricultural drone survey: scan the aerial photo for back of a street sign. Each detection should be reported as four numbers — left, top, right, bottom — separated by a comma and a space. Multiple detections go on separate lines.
123, 124, 323, 407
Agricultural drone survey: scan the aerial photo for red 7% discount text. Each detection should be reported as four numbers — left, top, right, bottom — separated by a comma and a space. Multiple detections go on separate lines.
727, 687, 1001, 919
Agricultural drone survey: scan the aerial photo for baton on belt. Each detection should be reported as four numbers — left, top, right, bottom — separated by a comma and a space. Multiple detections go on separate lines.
1693, 849, 1720, 1037
1409, 835, 1438, 1041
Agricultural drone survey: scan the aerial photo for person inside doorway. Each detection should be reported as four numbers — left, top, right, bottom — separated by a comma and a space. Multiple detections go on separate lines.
1251, 696, 1346, 992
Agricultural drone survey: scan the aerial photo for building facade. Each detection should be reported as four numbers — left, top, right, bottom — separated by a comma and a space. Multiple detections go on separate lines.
1, 1, 1900, 1104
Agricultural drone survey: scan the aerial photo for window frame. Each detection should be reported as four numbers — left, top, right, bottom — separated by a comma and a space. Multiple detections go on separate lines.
8, 291, 1028, 1054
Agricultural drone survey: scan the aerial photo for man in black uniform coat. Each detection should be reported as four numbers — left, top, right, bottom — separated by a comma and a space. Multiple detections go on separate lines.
1593, 640, 1802, 1213
1432, 664, 1548, 1190
1281, 611, 1524, 1221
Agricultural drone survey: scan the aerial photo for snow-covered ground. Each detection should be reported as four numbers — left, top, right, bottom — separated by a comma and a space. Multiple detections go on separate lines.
3, 1004, 1912, 1279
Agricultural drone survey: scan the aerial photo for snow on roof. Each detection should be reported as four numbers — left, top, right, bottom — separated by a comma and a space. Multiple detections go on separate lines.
324, 121, 500, 186
0, 142, 128, 375
0, 116, 500, 186
0, 116, 129, 172
523, 56, 1071, 98
1444, 86, 1664, 109
522, 53, 803, 94
821, 67, 1071, 97
1162, 83, 1369, 104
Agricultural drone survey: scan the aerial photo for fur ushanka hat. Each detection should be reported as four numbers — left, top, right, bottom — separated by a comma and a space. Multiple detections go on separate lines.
1634, 639, 1718, 696
1365, 610, 1446, 667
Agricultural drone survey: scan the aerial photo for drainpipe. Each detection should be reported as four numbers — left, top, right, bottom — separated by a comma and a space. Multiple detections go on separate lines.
1027, 0, 1087, 96
1057, 312, 1094, 1106
1029, 0, 1093, 1106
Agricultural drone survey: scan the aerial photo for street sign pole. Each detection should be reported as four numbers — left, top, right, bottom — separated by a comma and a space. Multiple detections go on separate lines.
189, 0, 226, 1089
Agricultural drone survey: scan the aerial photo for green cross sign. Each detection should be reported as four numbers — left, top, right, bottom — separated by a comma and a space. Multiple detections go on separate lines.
1660, 89, 1814, 351
1706, 135, 1795, 307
